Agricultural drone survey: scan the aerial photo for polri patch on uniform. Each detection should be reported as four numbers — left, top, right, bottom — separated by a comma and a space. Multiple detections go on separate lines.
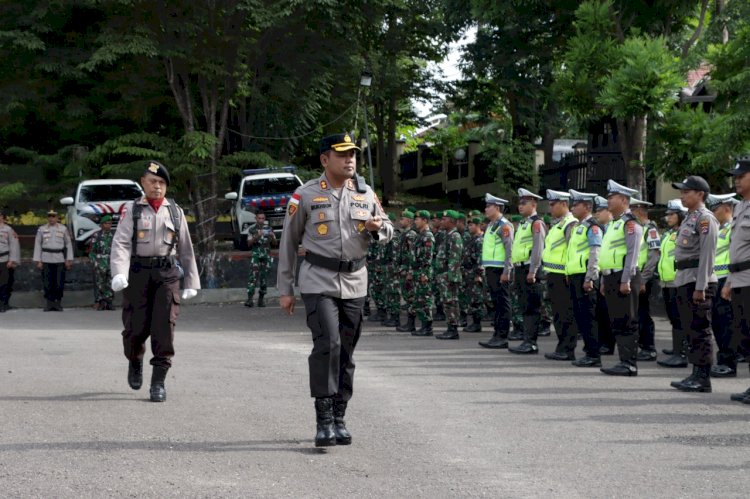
533, 220, 542, 233
591, 225, 600, 234
626, 221, 635, 234
317, 224, 328, 236
502, 224, 511, 237
700, 220, 709, 234
288, 193, 300, 217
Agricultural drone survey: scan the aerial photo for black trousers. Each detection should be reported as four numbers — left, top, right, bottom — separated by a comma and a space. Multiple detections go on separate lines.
0, 265, 14, 305
596, 291, 614, 351
41, 263, 66, 302
486, 267, 510, 336
569, 274, 599, 357
514, 265, 543, 343
602, 272, 639, 365
638, 279, 655, 350
302, 294, 364, 401
662, 286, 685, 354
676, 282, 717, 367
546, 273, 576, 354
731, 286, 750, 362
121, 265, 181, 368
712, 278, 736, 367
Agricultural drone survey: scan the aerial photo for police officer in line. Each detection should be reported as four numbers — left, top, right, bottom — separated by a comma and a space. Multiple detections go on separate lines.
33, 210, 74, 311
508, 188, 546, 354
540, 189, 578, 361
0, 211, 21, 312
723, 156, 750, 404
411, 210, 436, 336
110, 161, 200, 402
277, 132, 393, 447
396, 210, 419, 332
669, 176, 719, 393
599, 180, 643, 376
593, 195, 615, 356
707, 193, 739, 378
565, 190, 603, 367
478, 194, 514, 349
88, 214, 115, 310
630, 198, 661, 361
656, 199, 689, 368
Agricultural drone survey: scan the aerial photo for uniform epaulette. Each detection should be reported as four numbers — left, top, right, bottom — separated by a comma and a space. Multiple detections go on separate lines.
621, 212, 635, 223
302, 179, 318, 188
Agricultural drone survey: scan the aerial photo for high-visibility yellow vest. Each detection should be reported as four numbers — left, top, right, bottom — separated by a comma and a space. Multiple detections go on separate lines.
599, 214, 635, 271
542, 213, 576, 274
658, 229, 677, 283
565, 219, 600, 275
482, 218, 507, 268
511, 215, 539, 264
715, 223, 732, 277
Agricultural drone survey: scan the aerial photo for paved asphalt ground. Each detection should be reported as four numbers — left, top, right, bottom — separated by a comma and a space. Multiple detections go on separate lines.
1, 302, 749, 498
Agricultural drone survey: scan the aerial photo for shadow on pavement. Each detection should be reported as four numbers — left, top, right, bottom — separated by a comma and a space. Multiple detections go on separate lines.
0, 439, 322, 454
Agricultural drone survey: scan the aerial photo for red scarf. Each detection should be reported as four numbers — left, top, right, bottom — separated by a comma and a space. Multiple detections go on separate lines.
147, 198, 164, 212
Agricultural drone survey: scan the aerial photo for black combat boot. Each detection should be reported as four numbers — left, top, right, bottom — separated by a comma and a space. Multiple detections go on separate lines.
0, 301, 7, 313
363, 300, 371, 317
54, 300, 63, 311
436, 324, 460, 340
600, 362, 638, 376
434, 304, 446, 322
314, 397, 337, 447
382, 313, 400, 327
636, 348, 657, 361
538, 320, 551, 336
128, 359, 143, 390
509, 341, 539, 354
257, 293, 266, 308
396, 314, 416, 332
657, 354, 688, 368
244, 296, 254, 308
711, 364, 737, 378
106, 300, 115, 311
44, 300, 54, 312
463, 315, 482, 333
369, 308, 386, 322
412, 320, 433, 336
149, 366, 168, 402
332, 399, 352, 445
459, 312, 468, 327
730, 386, 750, 403
478, 331, 508, 349
672, 365, 712, 392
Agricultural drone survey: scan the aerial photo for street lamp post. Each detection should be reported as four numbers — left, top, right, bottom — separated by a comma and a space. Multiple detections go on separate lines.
360, 71, 375, 189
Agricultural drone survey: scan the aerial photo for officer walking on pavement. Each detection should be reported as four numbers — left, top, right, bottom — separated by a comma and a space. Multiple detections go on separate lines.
722, 156, 750, 404
435, 210, 464, 340
669, 175, 718, 393
566, 189, 603, 367
508, 188, 546, 355
656, 199, 689, 368
277, 132, 393, 446
245, 211, 276, 308
707, 193, 739, 378
33, 210, 73, 311
599, 180, 642, 376
88, 215, 115, 310
0, 211, 21, 312
110, 161, 201, 402
541, 189, 578, 361
411, 210, 436, 336
478, 194, 514, 349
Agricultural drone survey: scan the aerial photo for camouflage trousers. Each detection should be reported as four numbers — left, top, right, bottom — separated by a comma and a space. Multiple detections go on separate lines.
247, 255, 270, 298
438, 273, 460, 326
92, 259, 113, 302
412, 276, 434, 322
432, 263, 443, 308
541, 280, 553, 326
462, 270, 484, 317
511, 277, 525, 331
401, 273, 415, 314
368, 267, 385, 310
384, 265, 401, 315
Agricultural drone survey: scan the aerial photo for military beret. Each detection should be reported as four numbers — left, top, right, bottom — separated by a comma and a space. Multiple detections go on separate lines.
518, 188, 543, 200
546, 189, 570, 201
485, 193, 508, 205
606, 179, 638, 198
469, 216, 483, 225
457, 213, 467, 220
320, 132, 361, 154
416, 210, 431, 219
469, 209, 482, 216
729, 155, 750, 176
443, 209, 460, 220
406, 205, 417, 213
99, 215, 112, 224
706, 193, 739, 210
510, 214, 523, 223
144, 160, 171, 186
401, 210, 415, 219
672, 175, 709, 193
665, 198, 687, 214
543, 215, 552, 225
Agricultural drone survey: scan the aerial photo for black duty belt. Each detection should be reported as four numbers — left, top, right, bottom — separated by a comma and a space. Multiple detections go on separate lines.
729, 261, 750, 273
675, 259, 700, 270
130, 255, 175, 269
41, 248, 65, 253
305, 251, 366, 273
0, 251, 8, 257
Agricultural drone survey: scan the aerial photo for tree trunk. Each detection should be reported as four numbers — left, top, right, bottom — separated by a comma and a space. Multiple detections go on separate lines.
381, 93, 398, 205
373, 99, 387, 203
617, 115, 648, 199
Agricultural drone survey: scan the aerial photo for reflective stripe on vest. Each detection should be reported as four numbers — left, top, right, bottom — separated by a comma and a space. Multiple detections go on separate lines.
599, 218, 629, 271
715, 224, 732, 277
658, 230, 677, 283
542, 214, 576, 274
481, 219, 506, 267
511, 217, 535, 264
565, 221, 592, 275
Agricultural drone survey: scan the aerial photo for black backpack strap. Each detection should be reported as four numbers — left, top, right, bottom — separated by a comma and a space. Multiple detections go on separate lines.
166, 198, 180, 252
130, 199, 143, 257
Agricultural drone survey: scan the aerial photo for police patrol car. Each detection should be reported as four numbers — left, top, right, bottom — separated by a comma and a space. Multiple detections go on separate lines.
224, 166, 302, 249
60, 179, 144, 255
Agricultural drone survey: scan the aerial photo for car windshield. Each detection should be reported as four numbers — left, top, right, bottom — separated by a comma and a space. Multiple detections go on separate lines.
79, 184, 143, 203
242, 177, 300, 197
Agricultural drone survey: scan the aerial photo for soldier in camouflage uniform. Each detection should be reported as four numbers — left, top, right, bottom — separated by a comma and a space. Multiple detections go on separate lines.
245, 212, 277, 307
365, 239, 383, 320
436, 210, 464, 339
382, 213, 402, 326
538, 214, 554, 336
395, 210, 419, 332
431, 212, 446, 321
411, 210, 436, 336
463, 216, 485, 332
88, 215, 115, 310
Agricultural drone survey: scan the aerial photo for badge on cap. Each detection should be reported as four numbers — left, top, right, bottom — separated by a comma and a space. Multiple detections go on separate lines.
344, 134, 352, 143
148, 163, 160, 174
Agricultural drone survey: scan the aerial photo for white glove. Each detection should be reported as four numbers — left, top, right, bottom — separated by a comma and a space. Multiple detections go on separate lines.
111, 274, 129, 292
181, 289, 197, 300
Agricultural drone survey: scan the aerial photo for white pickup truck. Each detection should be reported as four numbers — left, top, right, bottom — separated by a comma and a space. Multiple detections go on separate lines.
60, 179, 144, 255
224, 167, 302, 250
